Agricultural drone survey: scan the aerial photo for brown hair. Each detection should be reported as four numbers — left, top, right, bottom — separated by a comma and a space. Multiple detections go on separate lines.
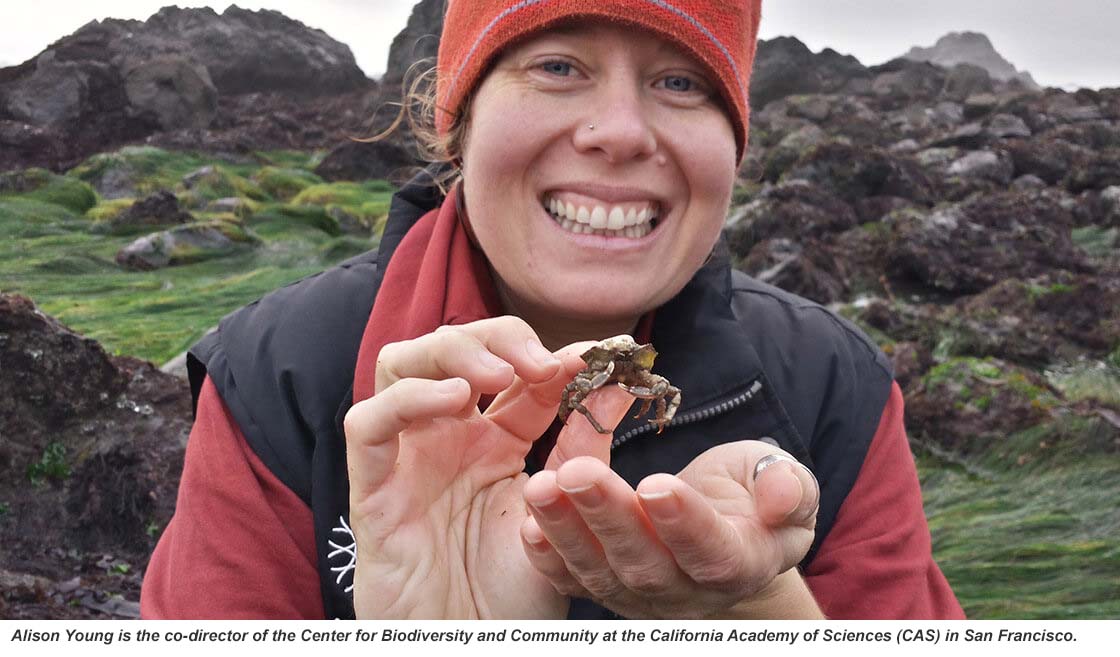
355, 60, 471, 194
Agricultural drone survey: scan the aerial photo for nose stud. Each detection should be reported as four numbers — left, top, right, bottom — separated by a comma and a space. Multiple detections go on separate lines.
588, 124, 595, 131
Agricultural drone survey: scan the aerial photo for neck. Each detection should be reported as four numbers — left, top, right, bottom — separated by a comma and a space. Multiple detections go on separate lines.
493, 279, 639, 352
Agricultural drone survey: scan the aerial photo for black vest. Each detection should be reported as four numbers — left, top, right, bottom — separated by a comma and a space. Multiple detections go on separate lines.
188, 172, 893, 619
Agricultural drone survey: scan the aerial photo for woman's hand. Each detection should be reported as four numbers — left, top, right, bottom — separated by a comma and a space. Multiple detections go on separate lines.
519, 441, 822, 619
343, 317, 633, 619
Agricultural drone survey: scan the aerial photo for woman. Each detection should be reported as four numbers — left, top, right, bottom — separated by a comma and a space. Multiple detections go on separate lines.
142, 0, 964, 620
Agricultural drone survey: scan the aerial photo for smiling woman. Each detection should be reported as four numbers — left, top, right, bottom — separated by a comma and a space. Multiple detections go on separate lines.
141, 0, 964, 621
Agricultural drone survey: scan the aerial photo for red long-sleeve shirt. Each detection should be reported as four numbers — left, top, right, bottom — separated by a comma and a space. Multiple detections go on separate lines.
140, 378, 963, 619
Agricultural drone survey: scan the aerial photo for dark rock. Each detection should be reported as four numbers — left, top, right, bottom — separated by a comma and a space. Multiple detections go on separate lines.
0, 120, 67, 173
750, 37, 871, 111
870, 59, 946, 105
906, 357, 1057, 454
1067, 150, 1120, 192
885, 191, 1092, 295
941, 63, 995, 102
0, 294, 190, 568
884, 341, 934, 392
963, 93, 1000, 119
786, 141, 935, 204
986, 113, 1032, 138
112, 190, 193, 230
738, 238, 847, 304
1004, 138, 1090, 185
381, 0, 445, 94
121, 57, 218, 131
314, 139, 416, 183
931, 122, 987, 149
724, 180, 858, 255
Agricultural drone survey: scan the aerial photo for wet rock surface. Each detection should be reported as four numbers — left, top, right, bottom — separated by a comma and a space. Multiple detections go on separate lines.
0, 294, 192, 619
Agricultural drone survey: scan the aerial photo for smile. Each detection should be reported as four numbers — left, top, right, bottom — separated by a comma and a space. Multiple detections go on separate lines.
542, 193, 660, 239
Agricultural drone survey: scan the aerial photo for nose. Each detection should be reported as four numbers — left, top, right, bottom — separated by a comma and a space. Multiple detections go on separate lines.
572, 77, 658, 163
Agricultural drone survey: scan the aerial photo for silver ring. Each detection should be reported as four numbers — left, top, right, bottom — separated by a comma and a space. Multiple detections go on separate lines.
757, 454, 819, 521
753, 453, 820, 520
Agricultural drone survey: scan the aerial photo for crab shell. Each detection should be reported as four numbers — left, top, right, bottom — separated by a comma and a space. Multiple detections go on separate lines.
580, 334, 658, 370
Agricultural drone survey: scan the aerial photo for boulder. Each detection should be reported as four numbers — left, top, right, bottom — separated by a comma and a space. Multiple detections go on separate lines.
122, 57, 217, 131
111, 190, 193, 231
786, 140, 936, 205
902, 32, 1040, 90
115, 221, 258, 270
749, 37, 871, 111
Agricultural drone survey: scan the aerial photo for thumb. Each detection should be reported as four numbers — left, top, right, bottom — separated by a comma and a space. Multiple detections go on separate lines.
749, 451, 820, 530
545, 385, 634, 470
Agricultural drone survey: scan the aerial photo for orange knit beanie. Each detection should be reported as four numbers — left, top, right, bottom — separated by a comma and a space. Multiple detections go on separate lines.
436, 0, 763, 164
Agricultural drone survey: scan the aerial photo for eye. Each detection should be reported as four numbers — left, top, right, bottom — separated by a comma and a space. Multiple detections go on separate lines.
540, 60, 574, 77
661, 75, 696, 92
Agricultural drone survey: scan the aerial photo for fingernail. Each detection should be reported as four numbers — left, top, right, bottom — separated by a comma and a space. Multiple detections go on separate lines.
477, 350, 512, 371
526, 339, 561, 367
531, 494, 564, 520
638, 490, 680, 518
435, 378, 465, 395
559, 482, 602, 506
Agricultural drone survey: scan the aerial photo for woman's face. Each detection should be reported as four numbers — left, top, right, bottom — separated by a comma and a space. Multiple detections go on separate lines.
461, 22, 737, 327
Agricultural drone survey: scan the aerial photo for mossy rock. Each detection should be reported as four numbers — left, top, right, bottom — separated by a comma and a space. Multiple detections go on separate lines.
288, 180, 394, 234
115, 220, 259, 270
253, 167, 324, 201
87, 198, 135, 224
178, 165, 268, 207
247, 203, 341, 237
69, 146, 212, 200
908, 356, 1063, 456
0, 168, 97, 214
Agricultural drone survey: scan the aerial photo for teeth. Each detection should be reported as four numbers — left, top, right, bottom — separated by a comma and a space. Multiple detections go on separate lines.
543, 194, 659, 238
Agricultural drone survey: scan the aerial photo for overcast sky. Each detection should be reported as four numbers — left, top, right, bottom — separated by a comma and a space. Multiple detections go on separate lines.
1, 1, 1117, 89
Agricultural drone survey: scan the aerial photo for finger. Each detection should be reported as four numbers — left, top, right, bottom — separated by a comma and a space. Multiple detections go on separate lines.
555, 458, 681, 597
523, 470, 627, 600
750, 454, 820, 529
484, 342, 599, 443
546, 385, 634, 469
375, 317, 561, 395
636, 473, 758, 595
344, 377, 471, 500
520, 517, 590, 598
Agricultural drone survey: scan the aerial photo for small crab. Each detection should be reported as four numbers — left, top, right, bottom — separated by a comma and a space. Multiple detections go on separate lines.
559, 335, 681, 434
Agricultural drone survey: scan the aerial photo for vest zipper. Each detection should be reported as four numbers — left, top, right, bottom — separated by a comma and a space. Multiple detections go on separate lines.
611, 378, 764, 450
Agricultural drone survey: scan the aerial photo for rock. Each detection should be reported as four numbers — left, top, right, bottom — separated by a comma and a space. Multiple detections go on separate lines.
738, 238, 847, 304
906, 357, 1058, 454
313, 139, 416, 183
947, 150, 1014, 184
0, 120, 67, 173
1099, 186, 1120, 226
902, 32, 1040, 90
724, 180, 858, 255
204, 197, 253, 217
115, 221, 258, 270
749, 37, 871, 111
786, 140, 935, 204
963, 93, 1000, 119
1066, 150, 1120, 193
0, 293, 190, 571
111, 190, 193, 230
122, 57, 218, 131
1004, 137, 1090, 185
1012, 174, 1048, 190
986, 113, 1032, 139
940, 63, 994, 102
883, 341, 934, 392
885, 191, 1092, 295
870, 59, 946, 104
760, 124, 827, 181
931, 122, 987, 149
381, 0, 445, 94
